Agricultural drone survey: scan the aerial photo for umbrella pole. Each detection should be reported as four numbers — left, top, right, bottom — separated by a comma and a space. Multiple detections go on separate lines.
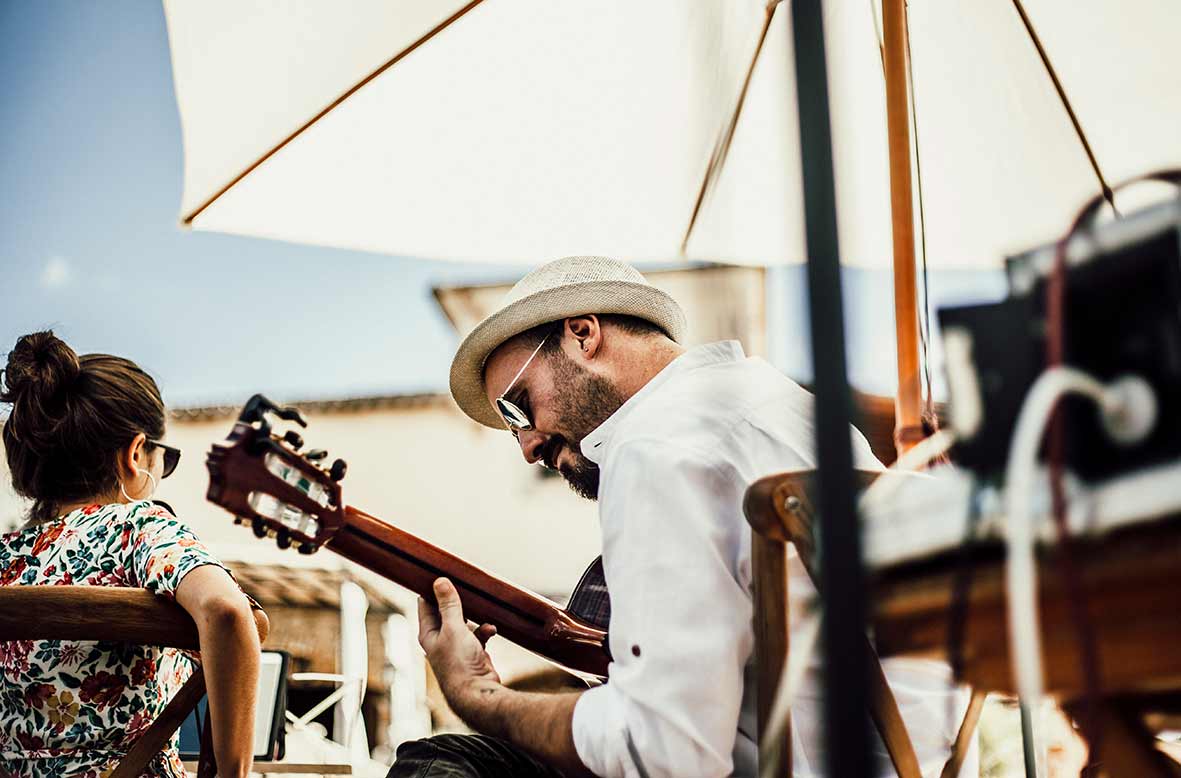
791, 3, 874, 777
883, 0, 925, 457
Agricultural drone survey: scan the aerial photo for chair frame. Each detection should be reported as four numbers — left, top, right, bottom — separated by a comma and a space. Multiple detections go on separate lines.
0, 585, 268, 778
744, 469, 983, 778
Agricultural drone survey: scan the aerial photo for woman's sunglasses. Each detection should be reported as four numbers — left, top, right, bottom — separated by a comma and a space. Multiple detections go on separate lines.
148, 439, 182, 479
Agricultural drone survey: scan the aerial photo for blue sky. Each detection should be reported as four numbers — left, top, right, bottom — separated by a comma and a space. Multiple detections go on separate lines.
0, 2, 1005, 408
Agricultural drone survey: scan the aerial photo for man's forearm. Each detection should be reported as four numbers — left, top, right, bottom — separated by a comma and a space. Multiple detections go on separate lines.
453, 681, 597, 777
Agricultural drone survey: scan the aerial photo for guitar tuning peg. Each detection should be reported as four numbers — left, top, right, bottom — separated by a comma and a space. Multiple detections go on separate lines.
251, 517, 268, 538
297, 542, 318, 555
329, 458, 348, 482
305, 449, 328, 462
275, 529, 292, 550
283, 430, 304, 450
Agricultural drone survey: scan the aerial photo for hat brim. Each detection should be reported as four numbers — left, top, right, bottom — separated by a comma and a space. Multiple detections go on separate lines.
449, 279, 687, 428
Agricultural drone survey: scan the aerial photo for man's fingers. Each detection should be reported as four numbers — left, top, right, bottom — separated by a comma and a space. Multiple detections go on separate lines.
417, 596, 441, 646
433, 577, 465, 626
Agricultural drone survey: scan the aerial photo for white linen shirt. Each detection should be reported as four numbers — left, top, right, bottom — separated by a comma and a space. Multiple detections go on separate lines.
570, 341, 976, 778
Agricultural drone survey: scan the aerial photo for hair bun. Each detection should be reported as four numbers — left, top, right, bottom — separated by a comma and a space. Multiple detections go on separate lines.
2, 330, 81, 406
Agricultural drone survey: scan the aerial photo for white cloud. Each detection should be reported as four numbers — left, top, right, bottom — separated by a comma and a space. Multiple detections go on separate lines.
41, 255, 72, 288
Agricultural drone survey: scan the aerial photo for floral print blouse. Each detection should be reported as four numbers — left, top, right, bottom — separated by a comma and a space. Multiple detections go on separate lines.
1, 501, 229, 778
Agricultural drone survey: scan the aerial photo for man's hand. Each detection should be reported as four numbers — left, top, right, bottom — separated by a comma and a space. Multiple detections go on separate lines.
416, 577, 595, 777
418, 577, 501, 716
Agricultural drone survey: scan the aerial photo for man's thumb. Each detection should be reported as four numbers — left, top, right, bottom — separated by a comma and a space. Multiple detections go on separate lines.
433, 578, 464, 624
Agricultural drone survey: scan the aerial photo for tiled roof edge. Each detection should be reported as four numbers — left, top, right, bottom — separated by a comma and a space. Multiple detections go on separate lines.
170, 392, 452, 422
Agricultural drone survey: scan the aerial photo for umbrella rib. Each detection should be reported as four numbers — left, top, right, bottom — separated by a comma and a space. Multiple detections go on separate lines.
1009, 0, 1116, 211
679, 3, 779, 256
181, 0, 488, 226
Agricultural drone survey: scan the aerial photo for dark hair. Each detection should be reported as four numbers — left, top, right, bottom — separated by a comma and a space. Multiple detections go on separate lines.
1, 331, 166, 523
513, 314, 670, 357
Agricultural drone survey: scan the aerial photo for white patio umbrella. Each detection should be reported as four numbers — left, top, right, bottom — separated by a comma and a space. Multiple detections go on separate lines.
163, 0, 1181, 271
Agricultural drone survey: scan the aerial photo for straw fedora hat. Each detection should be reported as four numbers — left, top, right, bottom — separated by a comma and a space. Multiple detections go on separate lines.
449, 256, 688, 428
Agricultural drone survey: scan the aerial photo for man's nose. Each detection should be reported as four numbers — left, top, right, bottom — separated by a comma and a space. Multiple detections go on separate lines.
517, 429, 546, 465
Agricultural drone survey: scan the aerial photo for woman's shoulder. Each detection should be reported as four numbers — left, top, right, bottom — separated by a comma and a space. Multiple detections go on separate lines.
123, 501, 212, 549
1, 504, 121, 551
1, 502, 181, 586
131, 499, 182, 523
6, 502, 195, 547
105, 499, 190, 530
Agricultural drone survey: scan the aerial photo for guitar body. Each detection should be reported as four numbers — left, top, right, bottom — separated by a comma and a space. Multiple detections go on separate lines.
566, 556, 611, 630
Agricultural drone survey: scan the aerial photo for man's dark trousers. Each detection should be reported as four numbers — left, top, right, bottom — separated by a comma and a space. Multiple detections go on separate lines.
386, 733, 568, 778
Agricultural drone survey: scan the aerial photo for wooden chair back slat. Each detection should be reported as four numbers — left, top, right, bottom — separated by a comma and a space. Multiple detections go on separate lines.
751, 532, 792, 776
0, 586, 268, 778
940, 690, 987, 778
108, 670, 208, 778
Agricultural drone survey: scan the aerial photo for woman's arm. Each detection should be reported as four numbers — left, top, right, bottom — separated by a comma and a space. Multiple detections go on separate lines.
176, 565, 260, 778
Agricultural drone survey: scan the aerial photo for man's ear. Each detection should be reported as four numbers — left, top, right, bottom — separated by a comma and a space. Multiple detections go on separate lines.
117, 433, 148, 479
565, 315, 602, 360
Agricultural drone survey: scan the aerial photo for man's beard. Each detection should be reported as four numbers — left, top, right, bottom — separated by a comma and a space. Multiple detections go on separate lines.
540, 353, 627, 501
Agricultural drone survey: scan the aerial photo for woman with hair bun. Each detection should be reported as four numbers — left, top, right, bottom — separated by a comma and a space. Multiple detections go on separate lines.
0, 331, 259, 778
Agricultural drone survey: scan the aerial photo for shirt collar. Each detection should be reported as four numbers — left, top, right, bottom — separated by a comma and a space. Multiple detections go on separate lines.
580, 340, 746, 466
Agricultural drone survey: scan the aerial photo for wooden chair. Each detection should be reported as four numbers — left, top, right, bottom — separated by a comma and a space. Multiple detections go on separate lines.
744, 469, 985, 778
0, 585, 269, 778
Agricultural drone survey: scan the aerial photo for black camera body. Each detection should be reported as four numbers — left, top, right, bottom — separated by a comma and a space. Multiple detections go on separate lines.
938, 197, 1181, 482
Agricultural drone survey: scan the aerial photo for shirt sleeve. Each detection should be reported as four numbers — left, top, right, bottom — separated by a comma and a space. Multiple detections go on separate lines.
128, 502, 231, 601
572, 439, 752, 778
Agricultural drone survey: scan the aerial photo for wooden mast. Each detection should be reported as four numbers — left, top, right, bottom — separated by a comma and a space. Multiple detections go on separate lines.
883, 0, 924, 456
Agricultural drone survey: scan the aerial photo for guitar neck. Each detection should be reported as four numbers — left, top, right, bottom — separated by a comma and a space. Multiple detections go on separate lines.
328, 506, 609, 676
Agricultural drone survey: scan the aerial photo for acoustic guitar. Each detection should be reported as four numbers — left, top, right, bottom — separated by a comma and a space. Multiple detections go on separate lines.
204, 395, 611, 677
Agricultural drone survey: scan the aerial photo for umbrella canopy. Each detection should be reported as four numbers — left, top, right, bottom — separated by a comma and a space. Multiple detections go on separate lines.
166, 0, 1181, 268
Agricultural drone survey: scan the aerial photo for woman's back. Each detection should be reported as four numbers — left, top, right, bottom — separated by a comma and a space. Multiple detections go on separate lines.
1, 501, 229, 778
1, 330, 260, 778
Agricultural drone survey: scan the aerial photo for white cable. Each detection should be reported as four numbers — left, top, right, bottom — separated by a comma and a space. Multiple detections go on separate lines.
759, 606, 822, 778
858, 428, 957, 513
1003, 366, 1117, 778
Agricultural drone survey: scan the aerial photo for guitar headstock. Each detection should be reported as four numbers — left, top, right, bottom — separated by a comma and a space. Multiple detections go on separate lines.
206, 394, 346, 554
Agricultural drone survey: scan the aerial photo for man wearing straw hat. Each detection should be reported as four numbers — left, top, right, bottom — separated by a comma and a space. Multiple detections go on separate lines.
391, 257, 966, 777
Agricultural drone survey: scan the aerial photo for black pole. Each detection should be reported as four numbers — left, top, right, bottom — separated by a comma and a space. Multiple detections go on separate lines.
790, 3, 875, 777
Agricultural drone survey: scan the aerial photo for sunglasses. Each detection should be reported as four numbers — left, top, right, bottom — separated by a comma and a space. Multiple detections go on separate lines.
148, 439, 182, 479
495, 333, 550, 438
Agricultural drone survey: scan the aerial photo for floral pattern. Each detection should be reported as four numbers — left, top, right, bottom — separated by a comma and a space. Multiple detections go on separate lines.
1, 501, 230, 778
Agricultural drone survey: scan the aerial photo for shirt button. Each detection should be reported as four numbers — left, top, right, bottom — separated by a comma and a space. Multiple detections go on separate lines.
631, 645, 641, 657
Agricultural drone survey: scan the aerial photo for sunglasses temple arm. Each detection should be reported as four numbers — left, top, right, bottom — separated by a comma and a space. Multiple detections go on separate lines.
499, 333, 550, 398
